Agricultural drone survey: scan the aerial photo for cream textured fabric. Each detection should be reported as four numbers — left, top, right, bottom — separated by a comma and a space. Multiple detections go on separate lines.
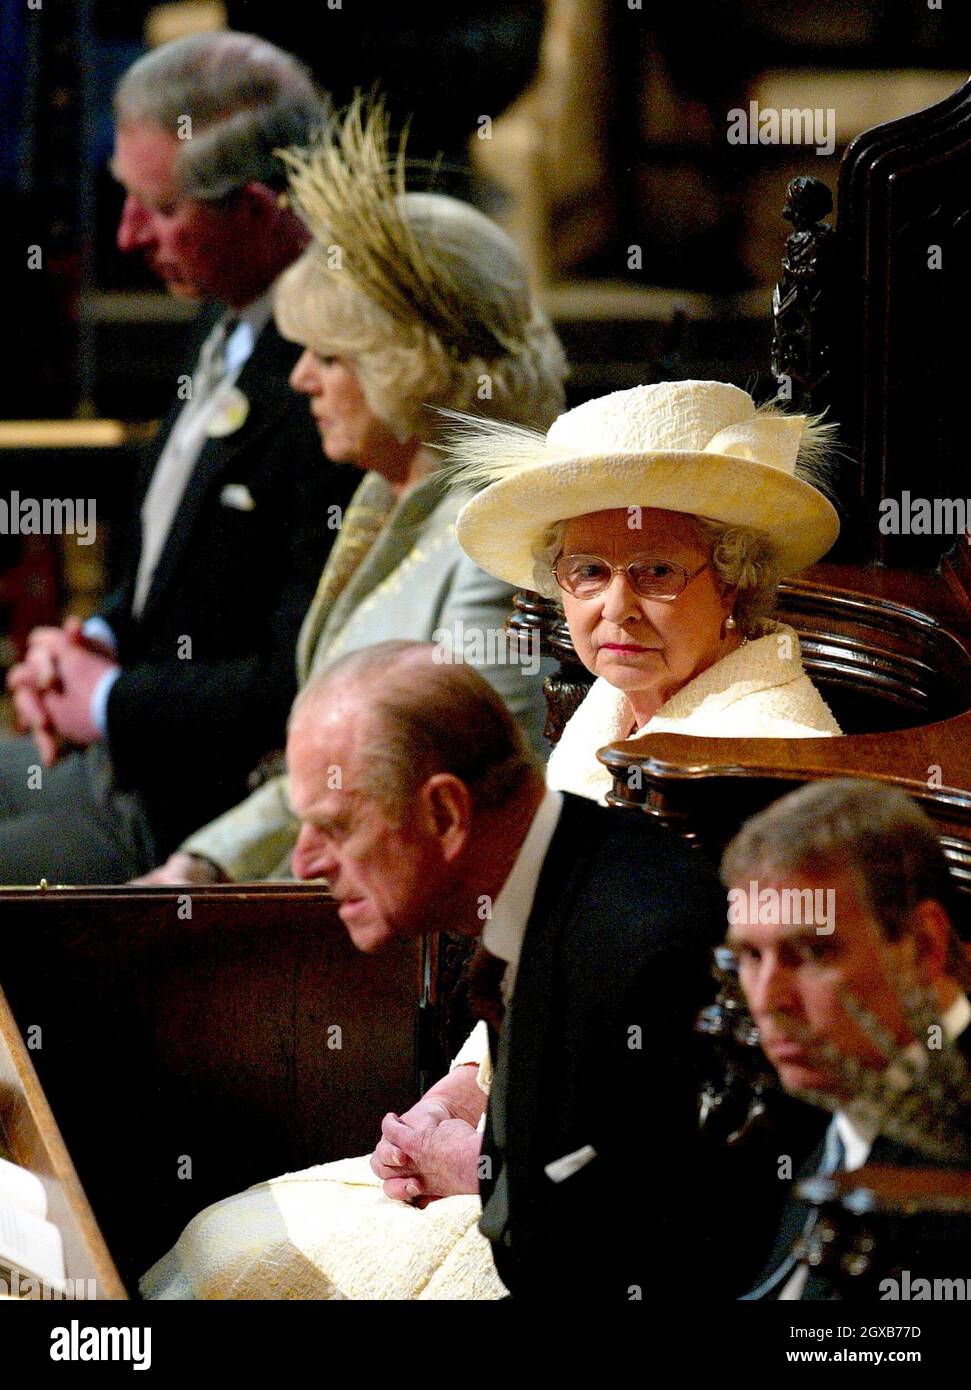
139, 1157, 506, 1301
546, 623, 841, 804
454, 380, 840, 587
140, 1023, 500, 1302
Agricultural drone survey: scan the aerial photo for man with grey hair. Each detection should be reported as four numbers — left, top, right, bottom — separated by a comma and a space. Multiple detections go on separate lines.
281, 639, 726, 1300
723, 779, 971, 1300
1, 32, 356, 881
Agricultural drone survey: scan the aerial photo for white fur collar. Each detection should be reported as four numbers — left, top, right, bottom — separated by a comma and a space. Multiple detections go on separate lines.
545, 623, 837, 803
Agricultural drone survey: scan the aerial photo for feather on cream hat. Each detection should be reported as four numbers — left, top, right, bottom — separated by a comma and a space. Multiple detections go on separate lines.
453, 380, 840, 587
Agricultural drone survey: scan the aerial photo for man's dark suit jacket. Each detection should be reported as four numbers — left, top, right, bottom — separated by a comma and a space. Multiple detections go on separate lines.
97, 313, 357, 857
748, 1023, 971, 1300
479, 791, 728, 1300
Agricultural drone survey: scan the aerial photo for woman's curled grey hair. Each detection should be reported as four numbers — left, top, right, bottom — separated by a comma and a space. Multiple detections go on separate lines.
532, 514, 780, 638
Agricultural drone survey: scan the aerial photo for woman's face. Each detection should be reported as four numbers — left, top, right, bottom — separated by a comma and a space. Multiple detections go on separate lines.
558, 507, 738, 724
289, 349, 414, 480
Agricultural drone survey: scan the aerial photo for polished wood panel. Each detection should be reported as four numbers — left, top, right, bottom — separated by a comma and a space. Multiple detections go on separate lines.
0, 885, 424, 1287
600, 708, 971, 902
835, 77, 971, 570
777, 567, 971, 730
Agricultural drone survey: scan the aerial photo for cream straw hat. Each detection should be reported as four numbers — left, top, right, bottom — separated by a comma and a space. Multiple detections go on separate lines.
452, 380, 840, 589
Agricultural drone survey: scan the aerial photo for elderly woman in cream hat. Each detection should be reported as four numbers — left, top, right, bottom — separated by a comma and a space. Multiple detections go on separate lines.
455, 378, 842, 801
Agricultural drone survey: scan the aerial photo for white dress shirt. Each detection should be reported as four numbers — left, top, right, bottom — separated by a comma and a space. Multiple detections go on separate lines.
482, 786, 563, 1002
132, 290, 272, 617
451, 787, 564, 1112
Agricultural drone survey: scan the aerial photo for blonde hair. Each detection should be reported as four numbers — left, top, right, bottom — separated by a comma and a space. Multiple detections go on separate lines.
275, 216, 566, 441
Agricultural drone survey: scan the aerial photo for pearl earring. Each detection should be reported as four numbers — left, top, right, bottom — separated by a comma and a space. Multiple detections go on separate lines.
724, 615, 736, 631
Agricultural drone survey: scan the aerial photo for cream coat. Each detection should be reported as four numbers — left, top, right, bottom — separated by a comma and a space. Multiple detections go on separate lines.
546, 623, 841, 804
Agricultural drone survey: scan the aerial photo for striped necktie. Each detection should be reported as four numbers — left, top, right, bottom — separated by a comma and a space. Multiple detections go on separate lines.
741, 1119, 845, 1300
194, 314, 239, 398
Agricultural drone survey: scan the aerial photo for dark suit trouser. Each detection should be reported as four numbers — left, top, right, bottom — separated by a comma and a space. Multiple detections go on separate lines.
0, 736, 157, 883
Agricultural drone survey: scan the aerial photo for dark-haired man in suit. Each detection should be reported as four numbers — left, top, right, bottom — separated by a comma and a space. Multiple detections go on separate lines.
723, 778, 971, 1300
1, 32, 356, 880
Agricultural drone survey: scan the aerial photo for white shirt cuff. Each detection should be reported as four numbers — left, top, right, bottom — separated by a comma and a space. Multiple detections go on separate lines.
82, 616, 118, 655
90, 667, 121, 739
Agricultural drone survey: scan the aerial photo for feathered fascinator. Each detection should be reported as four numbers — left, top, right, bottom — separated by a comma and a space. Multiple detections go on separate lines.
277, 99, 523, 361
449, 380, 842, 587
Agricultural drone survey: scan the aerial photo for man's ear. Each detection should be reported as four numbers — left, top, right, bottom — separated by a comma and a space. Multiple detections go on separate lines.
904, 898, 953, 984
418, 773, 473, 863
236, 181, 283, 225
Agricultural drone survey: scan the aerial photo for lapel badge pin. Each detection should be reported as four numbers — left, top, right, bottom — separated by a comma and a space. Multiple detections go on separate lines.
208, 386, 250, 438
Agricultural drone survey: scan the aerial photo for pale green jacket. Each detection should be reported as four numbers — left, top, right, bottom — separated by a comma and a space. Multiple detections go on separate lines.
181, 471, 549, 880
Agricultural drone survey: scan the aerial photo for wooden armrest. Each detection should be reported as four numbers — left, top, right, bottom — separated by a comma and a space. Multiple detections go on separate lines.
598, 709, 971, 904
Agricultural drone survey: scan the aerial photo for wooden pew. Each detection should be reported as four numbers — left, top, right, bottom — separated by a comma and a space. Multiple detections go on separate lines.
0, 884, 425, 1290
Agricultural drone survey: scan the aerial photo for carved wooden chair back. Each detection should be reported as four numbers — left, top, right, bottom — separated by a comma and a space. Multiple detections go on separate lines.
528, 78, 971, 920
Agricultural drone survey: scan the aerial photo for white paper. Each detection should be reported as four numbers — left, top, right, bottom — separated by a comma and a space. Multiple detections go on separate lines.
0, 1198, 65, 1289
0, 1157, 47, 1220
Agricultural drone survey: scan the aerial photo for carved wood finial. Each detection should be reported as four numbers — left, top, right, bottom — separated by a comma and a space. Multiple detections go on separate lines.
509, 590, 593, 746
771, 175, 837, 415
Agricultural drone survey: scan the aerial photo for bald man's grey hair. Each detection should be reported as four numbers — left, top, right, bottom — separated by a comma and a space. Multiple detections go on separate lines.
291, 641, 543, 821
114, 32, 327, 200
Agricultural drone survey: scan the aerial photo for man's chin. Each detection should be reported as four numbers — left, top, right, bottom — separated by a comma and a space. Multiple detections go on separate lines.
151, 268, 204, 301
775, 1059, 838, 1098
339, 905, 389, 953
348, 928, 386, 953
164, 280, 204, 301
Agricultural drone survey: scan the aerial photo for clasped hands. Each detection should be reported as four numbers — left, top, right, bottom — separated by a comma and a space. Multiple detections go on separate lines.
6, 617, 119, 765
369, 1064, 486, 1207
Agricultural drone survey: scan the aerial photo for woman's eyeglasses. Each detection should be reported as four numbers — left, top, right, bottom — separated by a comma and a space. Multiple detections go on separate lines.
552, 554, 710, 601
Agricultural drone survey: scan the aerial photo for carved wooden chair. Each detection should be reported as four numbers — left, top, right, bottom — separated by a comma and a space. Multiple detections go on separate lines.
531, 77, 971, 906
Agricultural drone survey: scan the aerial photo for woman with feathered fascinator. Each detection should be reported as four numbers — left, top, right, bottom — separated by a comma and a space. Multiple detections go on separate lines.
275, 97, 567, 443
146, 95, 568, 886
140, 99, 566, 1302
